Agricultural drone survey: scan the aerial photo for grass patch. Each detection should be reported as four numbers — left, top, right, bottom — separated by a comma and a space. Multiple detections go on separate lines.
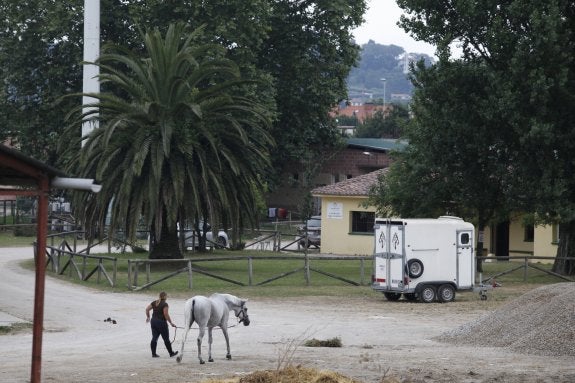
0, 231, 37, 247
11, 236, 570, 301
0, 322, 33, 335
304, 337, 342, 347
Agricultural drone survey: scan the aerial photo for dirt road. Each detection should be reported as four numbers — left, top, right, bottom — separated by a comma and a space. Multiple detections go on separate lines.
1, 247, 573, 383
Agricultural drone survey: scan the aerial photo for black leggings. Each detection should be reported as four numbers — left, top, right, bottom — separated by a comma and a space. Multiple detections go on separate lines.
150, 318, 170, 345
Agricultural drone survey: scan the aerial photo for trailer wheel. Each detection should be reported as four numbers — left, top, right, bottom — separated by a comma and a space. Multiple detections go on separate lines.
383, 292, 402, 301
404, 293, 417, 301
407, 259, 424, 278
438, 284, 456, 303
419, 285, 436, 303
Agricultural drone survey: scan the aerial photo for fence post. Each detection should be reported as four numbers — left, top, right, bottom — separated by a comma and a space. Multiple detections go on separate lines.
304, 254, 310, 285
113, 258, 117, 287
82, 255, 87, 280
187, 260, 193, 289
360, 258, 365, 285
523, 257, 528, 281
97, 258, 102, 284
248, 257, 253, 286
134, 261, 139, 287
127, 260, 132, 289
146, 262, 150, 284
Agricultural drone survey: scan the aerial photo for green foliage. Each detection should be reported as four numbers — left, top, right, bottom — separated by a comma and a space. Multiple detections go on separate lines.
1, 0, 364, 189
259, 0, 367, 183
354, 104, 409, 138
394, 0, 575, 274
60, 23, 273, 258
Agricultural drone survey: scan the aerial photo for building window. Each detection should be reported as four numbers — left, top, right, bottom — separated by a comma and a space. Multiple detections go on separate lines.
351, 211, 375, 233
524, 224, 534, 242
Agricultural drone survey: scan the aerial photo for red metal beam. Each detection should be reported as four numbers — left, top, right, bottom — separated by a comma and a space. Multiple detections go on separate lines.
31, 176, 49, 383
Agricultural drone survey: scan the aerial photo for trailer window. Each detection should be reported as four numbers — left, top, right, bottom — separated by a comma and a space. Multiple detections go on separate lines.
460, 233, 470, 244
351, 211, 375, 233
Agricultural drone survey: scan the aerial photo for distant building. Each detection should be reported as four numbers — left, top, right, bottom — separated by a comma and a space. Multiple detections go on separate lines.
332, 103, 391, 124
265, 138, 406, 217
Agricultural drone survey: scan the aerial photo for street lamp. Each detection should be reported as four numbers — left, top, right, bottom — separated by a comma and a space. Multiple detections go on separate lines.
380, 78, 386, 106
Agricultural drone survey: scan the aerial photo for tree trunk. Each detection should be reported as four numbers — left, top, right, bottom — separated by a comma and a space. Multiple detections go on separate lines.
552, 220, 575, 276
149, 218, 182, 259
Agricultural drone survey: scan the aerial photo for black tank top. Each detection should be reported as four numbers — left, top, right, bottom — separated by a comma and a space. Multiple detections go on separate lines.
151, 300, 168, 321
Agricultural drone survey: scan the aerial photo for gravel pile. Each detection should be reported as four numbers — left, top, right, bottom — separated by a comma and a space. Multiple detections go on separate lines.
435, 282, 575, 357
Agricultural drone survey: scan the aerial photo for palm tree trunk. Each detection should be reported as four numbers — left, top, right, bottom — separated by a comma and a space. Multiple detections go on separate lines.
149, 215, 182, 259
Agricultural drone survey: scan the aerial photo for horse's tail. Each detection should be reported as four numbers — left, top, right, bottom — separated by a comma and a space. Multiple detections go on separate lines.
189, 298, 196, 328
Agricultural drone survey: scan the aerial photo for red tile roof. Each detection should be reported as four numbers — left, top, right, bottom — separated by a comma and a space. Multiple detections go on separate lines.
311, 168, 388, 197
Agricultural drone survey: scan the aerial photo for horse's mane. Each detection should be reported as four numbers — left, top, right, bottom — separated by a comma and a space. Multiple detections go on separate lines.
211, 293, 243, 307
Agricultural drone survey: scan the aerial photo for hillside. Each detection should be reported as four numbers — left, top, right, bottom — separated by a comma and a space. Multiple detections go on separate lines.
347, 40, 434, 103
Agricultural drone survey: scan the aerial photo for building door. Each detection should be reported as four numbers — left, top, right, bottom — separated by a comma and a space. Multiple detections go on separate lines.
495, 220, 510, 260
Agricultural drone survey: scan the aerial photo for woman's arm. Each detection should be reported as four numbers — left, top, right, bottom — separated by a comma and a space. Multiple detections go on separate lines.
163, 306, 176, 327
145, 303, 152, 323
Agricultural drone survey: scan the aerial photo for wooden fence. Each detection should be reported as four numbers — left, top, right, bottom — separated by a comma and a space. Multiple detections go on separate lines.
37, 231, 574, 290
126, 255, 370, 291
42, 232, 118, 287
476, 255, 575, 283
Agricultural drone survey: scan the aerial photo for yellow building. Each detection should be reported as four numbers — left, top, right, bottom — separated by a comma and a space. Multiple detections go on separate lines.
312, 169, 558, 262
311, 169, 384, 255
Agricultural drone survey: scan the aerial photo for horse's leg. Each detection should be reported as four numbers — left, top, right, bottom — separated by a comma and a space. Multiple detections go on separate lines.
176, 326, 190, 363
197, 325, 206, 364
221, 326, 232, 360
207, 327, 214, 362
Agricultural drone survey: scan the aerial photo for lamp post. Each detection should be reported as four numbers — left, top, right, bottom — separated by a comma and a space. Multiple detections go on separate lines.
380, 78, 386, 106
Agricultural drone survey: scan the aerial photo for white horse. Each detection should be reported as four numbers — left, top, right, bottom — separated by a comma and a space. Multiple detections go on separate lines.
176, 293, 250, 364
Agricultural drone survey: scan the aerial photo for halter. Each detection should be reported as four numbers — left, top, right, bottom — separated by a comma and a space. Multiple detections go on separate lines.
236, 302, 249, 325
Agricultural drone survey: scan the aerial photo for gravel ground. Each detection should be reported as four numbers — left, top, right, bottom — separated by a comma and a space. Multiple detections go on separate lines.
1, 247, 574, 383
436, 282, 575, 357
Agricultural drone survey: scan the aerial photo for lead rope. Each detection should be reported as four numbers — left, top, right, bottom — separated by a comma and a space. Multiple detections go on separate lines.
171, 326, 178, 345
170, 321, 237, 345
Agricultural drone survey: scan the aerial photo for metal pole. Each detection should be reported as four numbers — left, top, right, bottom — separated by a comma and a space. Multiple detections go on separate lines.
82, 0, 100, 145
31, 178, 49, 383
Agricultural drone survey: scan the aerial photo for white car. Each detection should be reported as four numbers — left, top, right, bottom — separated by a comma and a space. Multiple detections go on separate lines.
182, 224, 229, 249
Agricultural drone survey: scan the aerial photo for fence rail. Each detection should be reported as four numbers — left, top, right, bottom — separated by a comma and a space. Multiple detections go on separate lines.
34, 231, 575, 290
126, 255, 370, 291
477, 255, 575, 283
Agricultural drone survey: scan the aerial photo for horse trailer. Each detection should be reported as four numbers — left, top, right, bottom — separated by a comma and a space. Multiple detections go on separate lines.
372, 216, 482, 303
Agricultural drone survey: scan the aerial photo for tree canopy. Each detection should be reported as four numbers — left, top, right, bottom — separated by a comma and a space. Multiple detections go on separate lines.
384, 0, 575, 274
61, 23, 274, 258
0, 0, 365, 185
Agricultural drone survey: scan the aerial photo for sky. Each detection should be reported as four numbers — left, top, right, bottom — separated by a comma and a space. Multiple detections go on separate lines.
352, 1, 437, 57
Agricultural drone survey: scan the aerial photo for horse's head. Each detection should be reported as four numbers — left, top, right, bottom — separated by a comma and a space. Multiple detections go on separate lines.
235, 300, 250, 326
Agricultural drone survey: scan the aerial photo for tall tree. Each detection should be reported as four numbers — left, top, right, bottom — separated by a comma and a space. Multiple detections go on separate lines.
354, 104, 409, 138
258, 0, 367, 186
396, 0, 575, 275
61, 23, 273, 258
369, 60, 514, 271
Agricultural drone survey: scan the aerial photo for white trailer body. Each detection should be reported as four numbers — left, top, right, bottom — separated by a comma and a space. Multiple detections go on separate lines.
372, 216, 475, 303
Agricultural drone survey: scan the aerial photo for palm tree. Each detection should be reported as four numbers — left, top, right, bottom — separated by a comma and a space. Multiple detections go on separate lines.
62, 23, 274, 258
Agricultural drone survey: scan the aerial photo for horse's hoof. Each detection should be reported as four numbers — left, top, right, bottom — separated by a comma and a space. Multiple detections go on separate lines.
226, 354, 232, 360
208, 358, 214, 362
176, 356, 182, 363
199, 360, 205, 365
